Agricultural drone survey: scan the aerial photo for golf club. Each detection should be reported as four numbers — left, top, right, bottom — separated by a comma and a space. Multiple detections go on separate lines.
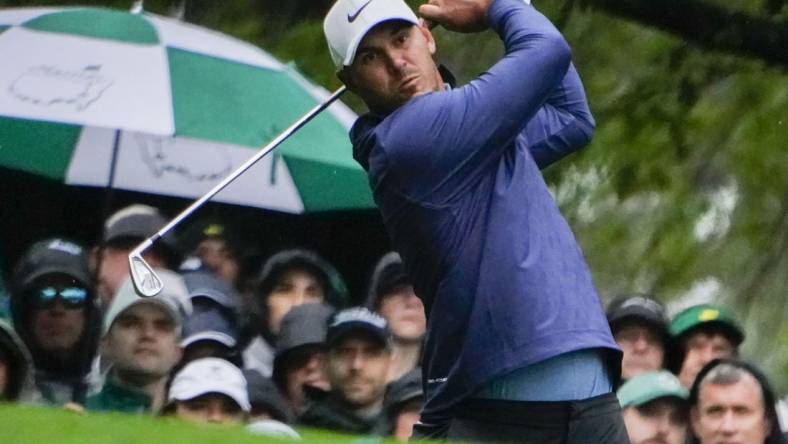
128, 86, 347, 297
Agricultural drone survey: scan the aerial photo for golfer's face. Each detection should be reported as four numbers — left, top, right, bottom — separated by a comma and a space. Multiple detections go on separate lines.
348, 21, 442, 114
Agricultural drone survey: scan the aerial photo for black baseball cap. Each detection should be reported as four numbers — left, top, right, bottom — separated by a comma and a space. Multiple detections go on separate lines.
326, 307, 390, 348
13, 238, 92, 290
607, 294, 669, 337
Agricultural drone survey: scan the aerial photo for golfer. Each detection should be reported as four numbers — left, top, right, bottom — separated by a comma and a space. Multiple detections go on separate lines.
324, 0, 626, 442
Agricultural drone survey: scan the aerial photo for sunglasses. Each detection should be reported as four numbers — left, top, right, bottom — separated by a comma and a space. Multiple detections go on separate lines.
31, 286, 88, 309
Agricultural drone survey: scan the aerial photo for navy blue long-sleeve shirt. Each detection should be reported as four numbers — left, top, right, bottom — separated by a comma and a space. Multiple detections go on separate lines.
350, 0, 619, 422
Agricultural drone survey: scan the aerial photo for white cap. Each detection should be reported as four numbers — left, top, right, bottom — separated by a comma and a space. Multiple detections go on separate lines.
168, 357, 251, 412
102, 271, 192, 337
324, 0, 418, 69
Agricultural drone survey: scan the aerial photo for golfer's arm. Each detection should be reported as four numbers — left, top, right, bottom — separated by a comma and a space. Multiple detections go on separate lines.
523, 63, 596, 169
435, 0, 572, 169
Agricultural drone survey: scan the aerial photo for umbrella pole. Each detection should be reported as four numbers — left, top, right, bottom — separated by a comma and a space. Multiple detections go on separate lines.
93, 129, 123, 301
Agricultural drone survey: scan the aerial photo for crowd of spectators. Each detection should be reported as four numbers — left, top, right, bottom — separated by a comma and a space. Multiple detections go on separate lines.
0, 203, 783, 443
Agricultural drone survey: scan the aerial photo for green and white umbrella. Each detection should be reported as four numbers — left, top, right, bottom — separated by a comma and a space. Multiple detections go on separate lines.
0, 7, 373, 213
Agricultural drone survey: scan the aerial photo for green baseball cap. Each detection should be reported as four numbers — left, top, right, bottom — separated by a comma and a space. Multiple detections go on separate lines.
669, 304, 744, 346
618, 371, 688, 408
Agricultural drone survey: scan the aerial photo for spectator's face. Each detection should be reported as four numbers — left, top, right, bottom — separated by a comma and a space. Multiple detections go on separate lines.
265, 269, 324, 334
378, 284, 426, 343
196, 238, 239, 286
691, 374, 770, 444
29, 276, 87, 354
94, 245, 166, 307
622, 398, 687, 444
102, 303, 181, 380
679, 331, 735, 388
95, 246, 127, 307
175, 393, 245, 425
342, 21, 442, 115
614, 323, 665, 380
325, 333, 391, 408
283, 347, 330, 411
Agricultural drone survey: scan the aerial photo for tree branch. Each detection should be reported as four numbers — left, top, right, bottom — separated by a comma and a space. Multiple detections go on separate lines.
578, 0, 788, 68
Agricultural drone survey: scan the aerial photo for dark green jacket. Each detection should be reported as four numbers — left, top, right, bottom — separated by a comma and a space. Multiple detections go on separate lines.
85, 379, 152, 414
298, 395, 382, 435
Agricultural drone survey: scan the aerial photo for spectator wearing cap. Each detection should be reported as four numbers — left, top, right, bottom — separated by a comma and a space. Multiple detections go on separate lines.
607, 295, 670, 381
180, 307, 240, 367
366, 252, 425, 383
85, 274, 189, 414
618, 371, 689, 444
9, 238, 100, 406
379, 368, 423, 441
298, 307, 391, 435
93, 204, 181, 307
243, 249, 347, 379
181, 222, 241, 289
163, 357, 249, 425
689, 359, 783, 444
669, 304, 744, 389
182, 269, 242, 318
272, 303, 334, 414
0, 319, 33, 402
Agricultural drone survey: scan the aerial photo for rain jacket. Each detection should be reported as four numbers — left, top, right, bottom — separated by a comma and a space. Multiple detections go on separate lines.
350, 0, 619, 423
0, 319, 33, 401
298, 393, 383, 435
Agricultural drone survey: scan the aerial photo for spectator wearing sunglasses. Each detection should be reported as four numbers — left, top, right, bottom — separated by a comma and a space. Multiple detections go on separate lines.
9, 238, 100, 406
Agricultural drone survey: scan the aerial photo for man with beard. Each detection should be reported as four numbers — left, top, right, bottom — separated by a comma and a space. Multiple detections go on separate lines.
322, 0, 625, 440
298, 307, 391, 434
85, 276, 188, 414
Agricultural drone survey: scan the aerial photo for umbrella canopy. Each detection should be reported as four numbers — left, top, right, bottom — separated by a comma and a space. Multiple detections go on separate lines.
0, 7, 373, 213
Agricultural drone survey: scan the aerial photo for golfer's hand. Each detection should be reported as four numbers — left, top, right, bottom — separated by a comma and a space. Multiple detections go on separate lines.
419, 0, 494, 33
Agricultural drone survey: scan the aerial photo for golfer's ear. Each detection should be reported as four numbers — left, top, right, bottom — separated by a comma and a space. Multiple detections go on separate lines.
418, 21, 436, 55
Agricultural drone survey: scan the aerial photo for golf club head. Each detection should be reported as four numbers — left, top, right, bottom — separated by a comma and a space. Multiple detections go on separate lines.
129, 253, 164, 297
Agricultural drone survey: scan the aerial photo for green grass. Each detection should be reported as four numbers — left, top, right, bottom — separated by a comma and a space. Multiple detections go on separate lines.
0, 404, 390, 444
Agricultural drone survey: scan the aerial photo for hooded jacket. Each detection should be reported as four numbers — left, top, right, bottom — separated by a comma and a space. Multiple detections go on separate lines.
349, 0, 618, 422
243, 249, 348, 378
9, 239, 101, 405
0, 319, 33, 401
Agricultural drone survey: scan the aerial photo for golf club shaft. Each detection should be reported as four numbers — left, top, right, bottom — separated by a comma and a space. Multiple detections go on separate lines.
131, 86, 347, 258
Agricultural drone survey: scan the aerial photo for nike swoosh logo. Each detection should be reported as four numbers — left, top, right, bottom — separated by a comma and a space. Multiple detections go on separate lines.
347, 0, 373, 22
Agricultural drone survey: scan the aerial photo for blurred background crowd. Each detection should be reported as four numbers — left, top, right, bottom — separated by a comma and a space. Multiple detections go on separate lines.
0, 202, 786, 444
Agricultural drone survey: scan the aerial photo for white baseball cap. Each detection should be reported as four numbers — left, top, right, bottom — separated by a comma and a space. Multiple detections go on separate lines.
324, 0, 418, 69
168, 357, 251, 412
102, 271, 191, 337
